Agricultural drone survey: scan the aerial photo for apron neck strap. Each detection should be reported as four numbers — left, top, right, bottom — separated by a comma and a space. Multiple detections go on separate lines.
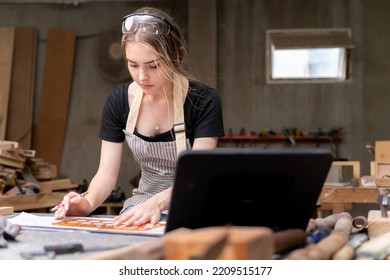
126, 73, 187, 158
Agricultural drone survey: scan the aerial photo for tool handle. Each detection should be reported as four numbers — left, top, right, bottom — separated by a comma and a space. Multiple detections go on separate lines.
44, 243, 83, 254
332, 246, 355, 260
273, 228, 307, 253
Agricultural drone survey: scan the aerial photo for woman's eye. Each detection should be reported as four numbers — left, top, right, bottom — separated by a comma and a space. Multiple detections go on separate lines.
148, 64, 158, 69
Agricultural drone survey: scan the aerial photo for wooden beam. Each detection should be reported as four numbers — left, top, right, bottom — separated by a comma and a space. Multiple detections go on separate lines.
0, 28, 15, 140
40, 178, 77, 192
319, 186, 377, 204
32, 28, 76, 170
6, 28, 38, 149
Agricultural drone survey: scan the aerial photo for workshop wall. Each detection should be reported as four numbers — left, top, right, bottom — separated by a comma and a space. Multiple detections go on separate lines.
1, 0, 390, 199
214, 0, 390, 179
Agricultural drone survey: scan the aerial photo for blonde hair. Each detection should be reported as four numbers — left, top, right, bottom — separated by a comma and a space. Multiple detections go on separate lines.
121, 6, 190, 84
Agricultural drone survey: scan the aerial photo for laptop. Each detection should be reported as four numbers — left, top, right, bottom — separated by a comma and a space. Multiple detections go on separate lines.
165, 148, 333, 233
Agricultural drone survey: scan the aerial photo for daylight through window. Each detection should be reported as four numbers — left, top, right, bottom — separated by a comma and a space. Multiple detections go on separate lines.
266, 29, 354, 83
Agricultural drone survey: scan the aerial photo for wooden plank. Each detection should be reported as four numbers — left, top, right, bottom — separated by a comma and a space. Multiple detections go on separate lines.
319, 186, 377, 204
0, 192, 65, 211
6, 28, 38, 149
0, 206, 14, 215
0, 156, 24, 169
0, 140, 19, 149
0, 149, 25, 162
0, 28, 15, 140
40, 178, 77, 192
32, 28, 76, 170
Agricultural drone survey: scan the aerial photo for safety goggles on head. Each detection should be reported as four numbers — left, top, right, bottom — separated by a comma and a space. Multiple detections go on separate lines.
122, 13, 176, 35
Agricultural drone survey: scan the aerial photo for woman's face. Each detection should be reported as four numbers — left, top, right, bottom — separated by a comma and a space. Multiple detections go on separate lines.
125, 42, 171, 94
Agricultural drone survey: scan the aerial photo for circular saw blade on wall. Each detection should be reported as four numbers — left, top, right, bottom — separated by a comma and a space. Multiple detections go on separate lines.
93, 22, 131, 83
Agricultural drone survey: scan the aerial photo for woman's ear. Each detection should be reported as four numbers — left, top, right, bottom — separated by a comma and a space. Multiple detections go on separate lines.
178, 46, 184, 61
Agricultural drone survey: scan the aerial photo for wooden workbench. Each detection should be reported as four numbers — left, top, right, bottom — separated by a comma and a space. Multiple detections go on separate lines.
319, 185, 378, 213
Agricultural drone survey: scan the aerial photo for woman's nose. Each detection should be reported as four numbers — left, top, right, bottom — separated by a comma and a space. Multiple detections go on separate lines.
138, 68, 148, 81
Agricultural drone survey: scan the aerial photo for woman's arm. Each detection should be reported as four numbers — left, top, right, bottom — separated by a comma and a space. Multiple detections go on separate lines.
191, 136, 219, 150
84, 140, 124, 212
54, 140, 123, 218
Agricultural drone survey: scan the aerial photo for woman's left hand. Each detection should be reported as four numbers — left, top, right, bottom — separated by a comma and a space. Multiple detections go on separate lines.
113, 199, 161, 226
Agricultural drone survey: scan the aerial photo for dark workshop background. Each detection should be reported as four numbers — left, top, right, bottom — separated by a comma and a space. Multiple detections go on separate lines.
0, 0, 388, 199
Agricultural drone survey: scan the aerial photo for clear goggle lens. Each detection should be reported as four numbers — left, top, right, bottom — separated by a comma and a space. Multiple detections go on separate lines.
122, 14, 174, 35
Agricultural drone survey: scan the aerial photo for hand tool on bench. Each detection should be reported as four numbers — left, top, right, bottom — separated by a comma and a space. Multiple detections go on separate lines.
377, 188, 390, 218
273, 228, 307, 253
332, 233, 368, 260
285, 212, 352, 259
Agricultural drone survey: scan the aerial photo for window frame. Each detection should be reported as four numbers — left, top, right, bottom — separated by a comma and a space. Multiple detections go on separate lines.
265, 28, 354, 84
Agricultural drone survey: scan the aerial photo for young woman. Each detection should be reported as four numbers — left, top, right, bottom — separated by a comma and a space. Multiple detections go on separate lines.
54, 6, 224, 226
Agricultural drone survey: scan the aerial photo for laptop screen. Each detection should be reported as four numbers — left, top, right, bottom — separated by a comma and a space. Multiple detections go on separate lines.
165, 148, 333, 233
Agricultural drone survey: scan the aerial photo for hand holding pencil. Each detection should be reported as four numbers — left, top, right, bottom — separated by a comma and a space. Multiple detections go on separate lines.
52, 191, 89, 220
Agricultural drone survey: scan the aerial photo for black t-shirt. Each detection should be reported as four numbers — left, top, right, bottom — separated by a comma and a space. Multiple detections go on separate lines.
99, 80, 225, 146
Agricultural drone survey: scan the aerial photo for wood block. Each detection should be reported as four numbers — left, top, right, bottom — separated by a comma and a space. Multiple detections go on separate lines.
374, 178, 390, 188
164, 227, 227, 260
0, 206, 13, 215
88, 228, 192, 260
3, 186, 20, 196
220, 227, 273, 259
375, 141, 390, 162
367, 210, 390, 237
164, 226, 273, 260
33, 163, 58, 180
0, 140, 19, 149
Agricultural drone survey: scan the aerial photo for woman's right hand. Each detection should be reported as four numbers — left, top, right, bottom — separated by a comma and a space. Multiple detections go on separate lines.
53, 191, 92, 220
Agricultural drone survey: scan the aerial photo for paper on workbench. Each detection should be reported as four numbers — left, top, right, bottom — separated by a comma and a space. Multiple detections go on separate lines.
8, 212, 165, 237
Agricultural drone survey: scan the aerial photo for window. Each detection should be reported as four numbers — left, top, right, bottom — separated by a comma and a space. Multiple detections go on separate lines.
266, 29, 354, 83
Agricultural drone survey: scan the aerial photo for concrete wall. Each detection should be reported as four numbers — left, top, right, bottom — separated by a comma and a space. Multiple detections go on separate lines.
213, 0, 390, 179
1, 0, 390, 201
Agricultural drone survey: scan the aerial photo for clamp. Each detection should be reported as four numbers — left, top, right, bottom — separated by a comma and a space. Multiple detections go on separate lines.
377, 188, 390, 218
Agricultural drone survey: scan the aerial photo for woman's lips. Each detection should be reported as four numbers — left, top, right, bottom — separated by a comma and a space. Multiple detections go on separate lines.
140, 84, 152, 90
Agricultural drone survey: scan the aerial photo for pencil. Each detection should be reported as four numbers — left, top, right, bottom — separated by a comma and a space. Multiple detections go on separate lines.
50, 191, 89, 212
80, 191, 89, 197
50, 204, 62, 212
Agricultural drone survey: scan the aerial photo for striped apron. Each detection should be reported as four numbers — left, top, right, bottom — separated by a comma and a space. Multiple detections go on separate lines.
121, 75, 189, 212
